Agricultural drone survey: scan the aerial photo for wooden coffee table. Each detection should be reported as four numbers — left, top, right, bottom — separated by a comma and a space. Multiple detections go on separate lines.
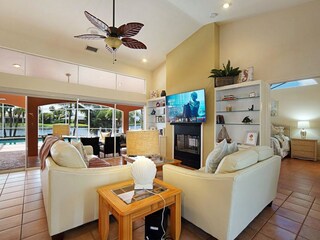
97, 178, 182, 240
122, 155, 182, 171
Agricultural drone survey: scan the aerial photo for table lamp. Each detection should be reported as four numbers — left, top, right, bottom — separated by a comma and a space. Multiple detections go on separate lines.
52, 124, 70, 138
297, 121, 309, 139
126, 130, 159, 189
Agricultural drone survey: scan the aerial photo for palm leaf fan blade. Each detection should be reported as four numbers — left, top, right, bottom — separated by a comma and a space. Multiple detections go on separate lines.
122, 38, 147, 49
74, 34, 106, 40
118, 23, 144, 37
84, 11, 110, 35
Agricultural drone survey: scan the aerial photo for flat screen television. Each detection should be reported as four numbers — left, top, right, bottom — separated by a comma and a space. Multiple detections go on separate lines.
166, 89, 206, 123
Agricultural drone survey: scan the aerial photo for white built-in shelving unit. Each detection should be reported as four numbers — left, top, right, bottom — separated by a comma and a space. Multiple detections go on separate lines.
214, 80, 270, 146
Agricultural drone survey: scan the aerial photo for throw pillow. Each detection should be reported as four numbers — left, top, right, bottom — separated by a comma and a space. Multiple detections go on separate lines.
205, 139, 228, 173
215, 149, 258, 174
100, 131, 111, 144
50, 140, 87, 168
226, 142, 238, 155
88, 157, 111, 168
71, 141, 89, 166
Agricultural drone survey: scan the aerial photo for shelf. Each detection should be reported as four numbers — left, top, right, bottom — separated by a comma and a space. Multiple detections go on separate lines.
216, 96, 260, 102
147, 106, 165, 109
148, 115, 165, 117
216, 123, 260, 126
216, 110, 260, 113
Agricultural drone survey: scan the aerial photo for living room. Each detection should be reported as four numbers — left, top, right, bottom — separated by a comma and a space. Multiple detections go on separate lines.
0, 0, 320, 239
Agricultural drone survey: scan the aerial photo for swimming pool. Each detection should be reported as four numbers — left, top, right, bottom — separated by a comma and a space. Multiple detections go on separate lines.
0, 138, 42, 145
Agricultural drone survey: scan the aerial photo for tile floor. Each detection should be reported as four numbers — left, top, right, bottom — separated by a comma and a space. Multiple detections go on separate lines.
0, 158, 320, 239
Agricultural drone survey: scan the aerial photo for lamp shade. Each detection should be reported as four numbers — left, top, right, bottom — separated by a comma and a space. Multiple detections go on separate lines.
297, 121, 310, 129
126, 130, 159, 156
52, 124, 70, 136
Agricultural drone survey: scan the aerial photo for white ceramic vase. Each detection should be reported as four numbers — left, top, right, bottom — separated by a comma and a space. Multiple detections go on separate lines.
131, 156, 156, 189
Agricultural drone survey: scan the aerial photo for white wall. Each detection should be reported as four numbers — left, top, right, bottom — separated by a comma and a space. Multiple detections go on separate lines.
0, 27, 152, 105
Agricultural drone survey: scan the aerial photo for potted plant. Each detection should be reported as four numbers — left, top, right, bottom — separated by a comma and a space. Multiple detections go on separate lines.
208, 60, 241, 87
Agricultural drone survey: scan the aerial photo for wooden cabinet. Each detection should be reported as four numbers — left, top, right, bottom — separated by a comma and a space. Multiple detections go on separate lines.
214, 80, 270, 146
291, 138, 318, 161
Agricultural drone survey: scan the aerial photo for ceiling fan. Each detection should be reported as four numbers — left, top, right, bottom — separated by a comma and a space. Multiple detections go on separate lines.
74, 0, 147, 63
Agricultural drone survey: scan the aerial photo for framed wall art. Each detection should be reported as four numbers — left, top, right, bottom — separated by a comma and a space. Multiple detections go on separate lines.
244, 131, 259, 146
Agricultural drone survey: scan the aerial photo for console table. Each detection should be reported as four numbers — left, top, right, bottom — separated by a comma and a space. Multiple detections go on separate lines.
97, 178, 182, 240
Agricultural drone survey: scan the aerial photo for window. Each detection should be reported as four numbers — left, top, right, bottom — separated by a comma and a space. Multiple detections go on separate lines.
270, 79, 318, 90
38, 103, 123, 137
129, 110, 143, 130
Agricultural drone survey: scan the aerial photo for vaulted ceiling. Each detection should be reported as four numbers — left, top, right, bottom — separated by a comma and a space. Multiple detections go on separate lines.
0, 0, 314, 71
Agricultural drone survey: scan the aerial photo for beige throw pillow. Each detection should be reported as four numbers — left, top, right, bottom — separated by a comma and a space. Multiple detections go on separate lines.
50, 140, 87, 168
215, 149, 258, 174
205, 139, 228, 173
100, 131, 111, 144
71, 141, 89, 166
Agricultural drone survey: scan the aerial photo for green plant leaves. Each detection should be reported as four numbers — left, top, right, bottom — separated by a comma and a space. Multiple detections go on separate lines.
208, 60, 241, 78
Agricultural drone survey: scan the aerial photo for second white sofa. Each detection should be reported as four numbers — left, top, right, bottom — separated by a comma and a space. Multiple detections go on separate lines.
163, 146, 281, 240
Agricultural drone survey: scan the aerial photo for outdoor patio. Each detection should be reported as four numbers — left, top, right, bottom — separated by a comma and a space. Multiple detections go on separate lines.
0, 143, 41, 172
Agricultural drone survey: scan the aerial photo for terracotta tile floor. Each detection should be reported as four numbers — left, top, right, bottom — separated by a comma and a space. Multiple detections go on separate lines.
0, 158, 320, 239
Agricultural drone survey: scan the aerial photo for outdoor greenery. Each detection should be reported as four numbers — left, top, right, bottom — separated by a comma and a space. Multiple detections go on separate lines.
0, 104, 25, 137
1, 102, 143, 138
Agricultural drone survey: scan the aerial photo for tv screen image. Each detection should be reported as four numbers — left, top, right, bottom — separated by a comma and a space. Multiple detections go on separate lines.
166, 89, 206, 123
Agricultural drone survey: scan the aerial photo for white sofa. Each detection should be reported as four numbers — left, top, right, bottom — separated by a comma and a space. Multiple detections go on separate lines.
41, 140, 132, 236
163, 147, 281, 240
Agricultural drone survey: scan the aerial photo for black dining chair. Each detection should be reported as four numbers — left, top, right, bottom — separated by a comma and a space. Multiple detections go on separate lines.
100, 137, 121, 158
80, 137, 100, 156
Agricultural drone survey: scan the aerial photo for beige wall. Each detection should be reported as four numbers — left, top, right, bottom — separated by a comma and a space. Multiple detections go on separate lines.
219, 0, 320, 84
149, 62, 166, 99
165, 23, 220, 164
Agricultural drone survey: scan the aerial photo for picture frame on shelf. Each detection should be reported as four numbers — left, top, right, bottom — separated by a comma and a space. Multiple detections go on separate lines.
239, 66, 254, 83
244, 131, 259, 146
150, 90, 158, 99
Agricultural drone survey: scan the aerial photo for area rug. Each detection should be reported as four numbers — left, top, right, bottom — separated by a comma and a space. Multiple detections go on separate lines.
0, 150, 25, 170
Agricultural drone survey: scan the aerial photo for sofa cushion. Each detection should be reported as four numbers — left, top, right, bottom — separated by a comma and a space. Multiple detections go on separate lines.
251, 146, 273, 161
215, 149, 258, 174
50, 140, 87, 168
205, 139, 228, 173
71, 141, 89, 166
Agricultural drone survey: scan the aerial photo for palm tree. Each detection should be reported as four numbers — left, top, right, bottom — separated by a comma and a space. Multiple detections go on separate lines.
13, 107, 25, 136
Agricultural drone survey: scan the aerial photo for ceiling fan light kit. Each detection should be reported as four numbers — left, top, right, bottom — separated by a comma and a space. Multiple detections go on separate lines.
74, 0, 146, 63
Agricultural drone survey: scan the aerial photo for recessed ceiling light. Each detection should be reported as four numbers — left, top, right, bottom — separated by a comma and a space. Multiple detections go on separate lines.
13, 63, 21, 68
142, 58, 148, 63
223, 3, 231, 9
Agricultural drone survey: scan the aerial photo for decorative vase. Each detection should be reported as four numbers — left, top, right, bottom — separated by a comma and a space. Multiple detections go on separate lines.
160, 90, 166, 97
131, 157, 156, 189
